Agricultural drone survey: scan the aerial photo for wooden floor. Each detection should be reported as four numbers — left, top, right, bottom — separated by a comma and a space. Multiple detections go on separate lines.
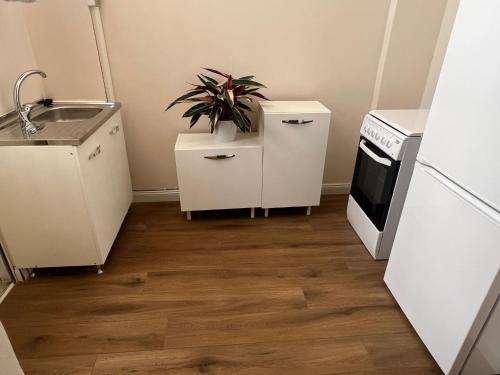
0, 195, 441, 374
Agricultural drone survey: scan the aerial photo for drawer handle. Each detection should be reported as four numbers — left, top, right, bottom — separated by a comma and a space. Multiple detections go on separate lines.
203, 154, 236, 160
282, 120, 314, 125
88, 145, 101, 160
109, 125, 120, 135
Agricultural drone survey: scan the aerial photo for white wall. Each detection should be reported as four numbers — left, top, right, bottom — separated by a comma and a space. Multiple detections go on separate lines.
22, 0, 106, 101
420, 0, 460, 108
100, 0, 449, 191
0, 0, 452, 193
376, 0, 448, 109
0, 2, 42, 115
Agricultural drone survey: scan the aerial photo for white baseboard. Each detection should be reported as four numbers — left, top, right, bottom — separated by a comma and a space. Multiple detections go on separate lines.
133, 189, 180, 203
133, 182, 351, 203
321, 182, 352, 195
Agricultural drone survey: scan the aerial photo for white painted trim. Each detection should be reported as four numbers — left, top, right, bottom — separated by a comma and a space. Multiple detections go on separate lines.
133, 189, 180, 203
370, 0, 399, 109
321, 182, 352, 195
0, 283, 14, 304
133, 183, 351, 203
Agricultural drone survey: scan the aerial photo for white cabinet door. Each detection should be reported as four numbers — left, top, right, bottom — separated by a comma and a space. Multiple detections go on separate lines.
261, 112, 330, 208
77, 112, 132, 262
0, 146, 98, 268
384, 162, 500, 375
103, 113, 133, 254
418, 1, 500, 211
175, 145, 262, 211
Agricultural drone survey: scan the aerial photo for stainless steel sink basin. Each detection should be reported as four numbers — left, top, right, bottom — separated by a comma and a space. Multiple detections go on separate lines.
31, 107, 103, 123
0, 101, 121, 146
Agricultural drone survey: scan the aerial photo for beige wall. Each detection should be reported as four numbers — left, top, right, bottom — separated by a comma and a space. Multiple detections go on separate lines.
420, 0, 460, 108
0, 0, 452, 192
0, 2, 42, 115
376, 0, 448, 109
22, 0, 106, 101
101, 0, 394, 190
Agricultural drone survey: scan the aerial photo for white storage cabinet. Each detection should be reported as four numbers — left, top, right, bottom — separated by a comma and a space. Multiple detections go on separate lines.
175, 133, 262, 219
0, 111, 132, 272
259, 101, 331, 214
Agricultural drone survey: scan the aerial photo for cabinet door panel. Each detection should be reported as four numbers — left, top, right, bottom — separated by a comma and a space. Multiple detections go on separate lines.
262, 113, 330, 208
175, 147, 262, 211
106, 114, 133, 242
77, 112, 131, 262
0, 146, 97, 268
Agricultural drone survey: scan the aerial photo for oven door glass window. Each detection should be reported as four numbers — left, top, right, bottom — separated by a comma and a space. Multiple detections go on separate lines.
350, 137, 400, 231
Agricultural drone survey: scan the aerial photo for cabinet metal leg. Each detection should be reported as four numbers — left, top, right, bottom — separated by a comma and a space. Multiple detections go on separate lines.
306, 206, 312, 216
186, 211, 192, 221
96, 265, 103, 275
264, 208, 269, 218
250, 207, 255, 219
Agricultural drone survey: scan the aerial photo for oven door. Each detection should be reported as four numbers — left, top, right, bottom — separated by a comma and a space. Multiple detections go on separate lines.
350, 137, 400, 231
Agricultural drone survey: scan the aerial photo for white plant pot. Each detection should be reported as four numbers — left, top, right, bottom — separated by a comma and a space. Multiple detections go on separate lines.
215, 120, 238, 142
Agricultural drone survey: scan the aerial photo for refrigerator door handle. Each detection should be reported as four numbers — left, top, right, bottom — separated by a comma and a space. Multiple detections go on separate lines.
359, 140, 392, 167
419, 163, 500, 226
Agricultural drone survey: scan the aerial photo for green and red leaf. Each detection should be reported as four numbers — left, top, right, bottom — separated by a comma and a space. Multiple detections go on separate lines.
165, 89, 205, 110
249, 91, 269, 100
232, 79, 266, 88
182, 102, 212, 118
166, 69, 267, 130
203, 68, 229, 78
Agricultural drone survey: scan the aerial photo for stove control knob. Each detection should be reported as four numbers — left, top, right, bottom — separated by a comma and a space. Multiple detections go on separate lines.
381, 137, 386, 145
375, 134, 380, 141
386, 141, 393, 148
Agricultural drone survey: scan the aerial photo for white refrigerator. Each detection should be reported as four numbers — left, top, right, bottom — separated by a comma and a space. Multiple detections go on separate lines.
384, 2, 500, 375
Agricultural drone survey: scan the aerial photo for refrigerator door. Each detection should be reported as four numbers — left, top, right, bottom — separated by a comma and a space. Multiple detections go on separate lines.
418, 1, 500, 212
384, 162, 500, 375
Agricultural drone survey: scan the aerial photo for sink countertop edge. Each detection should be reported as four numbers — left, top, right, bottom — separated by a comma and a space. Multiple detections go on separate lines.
0, 101, 122, 147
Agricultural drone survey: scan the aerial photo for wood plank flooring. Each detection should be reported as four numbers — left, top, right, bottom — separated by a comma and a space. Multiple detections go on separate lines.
0, 195, 441, 374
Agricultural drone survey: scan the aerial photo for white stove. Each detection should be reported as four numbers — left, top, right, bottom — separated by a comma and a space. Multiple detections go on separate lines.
347, 109, 428, 259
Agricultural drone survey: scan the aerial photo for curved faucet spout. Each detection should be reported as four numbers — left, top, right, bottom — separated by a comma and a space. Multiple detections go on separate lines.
13, 69, 47, 136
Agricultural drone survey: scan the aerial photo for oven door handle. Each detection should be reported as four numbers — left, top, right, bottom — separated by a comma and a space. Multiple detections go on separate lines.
359, 140, 392, 167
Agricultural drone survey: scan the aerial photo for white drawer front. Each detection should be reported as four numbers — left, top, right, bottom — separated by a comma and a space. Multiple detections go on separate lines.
262, 112, 330, 208
175, 146, 262, 211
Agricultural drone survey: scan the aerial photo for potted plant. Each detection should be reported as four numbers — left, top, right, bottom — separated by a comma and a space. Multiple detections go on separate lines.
166, 68, 268, 142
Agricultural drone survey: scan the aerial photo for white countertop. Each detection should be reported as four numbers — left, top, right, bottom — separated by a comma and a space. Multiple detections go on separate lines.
369, 109, 429, 137
175, 132, 262, 150
259, 101, 331, 114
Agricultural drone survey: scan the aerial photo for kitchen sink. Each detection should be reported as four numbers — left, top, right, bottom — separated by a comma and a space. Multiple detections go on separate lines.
31, 107, 103, 123
0, 101, 121, 146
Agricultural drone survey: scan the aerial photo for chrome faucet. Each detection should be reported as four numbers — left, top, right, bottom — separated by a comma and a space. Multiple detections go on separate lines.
13, 69, 47, 136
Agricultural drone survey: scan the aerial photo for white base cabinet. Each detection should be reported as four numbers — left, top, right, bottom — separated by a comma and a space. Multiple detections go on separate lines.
175, 101, 331, 217
175, 133, 262, 213
0, 111, 132, 270
259, 101, 331, 209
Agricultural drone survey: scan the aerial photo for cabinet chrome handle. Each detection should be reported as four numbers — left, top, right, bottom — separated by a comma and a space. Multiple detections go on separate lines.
109, 125, 120, 135
203, 154, 236, 160
282, 120, 314, 125
88, 145, 101, 160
